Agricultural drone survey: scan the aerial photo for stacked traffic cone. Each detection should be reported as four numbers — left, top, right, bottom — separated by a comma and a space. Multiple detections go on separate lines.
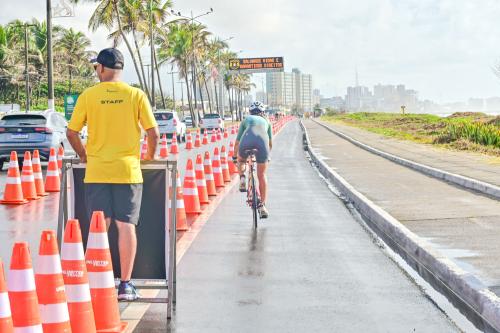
203, 152, 217, 196
21, 151, 40, 201
170, 132, 179, 154
159, 134, 169, 159
212, 147, 225, 188
223, 130, 228, 139
86, 211, 127, 333
140, 136, 148, 160
228, 141, 238, 175
61, 219, 96, 333
194, 131, 201, 148
35, 230, 72, 332
183, 159, 201, 214
216, 129, 222, 141
210, 130, 217, 143
0, 259, 13, 333
0, 151, 28, 204
32, 150, 48, 197
168, 172, 188, 231
195, 154, 209, 204
45, 148, 61, 193
220, 145, 231, 183
8, 242, 42, 332
202, 131, 209, 145
231, 126, 236, 135
57, 146, 64, 177
185, 132, 193, 150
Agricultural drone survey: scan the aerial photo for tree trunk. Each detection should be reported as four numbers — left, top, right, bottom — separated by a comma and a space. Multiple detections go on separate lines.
153, 49, 166, 109
214, 78, 220, 116
112, 0, 145, 91
203, 76, 212, 114
198, 75, 206, 115
184, 61, 196, 127
68, 67, 72, 94
192, 63, 198, 113
132, 28, 150, 99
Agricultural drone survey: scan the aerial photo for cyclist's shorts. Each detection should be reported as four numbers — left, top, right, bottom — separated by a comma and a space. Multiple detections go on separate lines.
238, 128, 269, 163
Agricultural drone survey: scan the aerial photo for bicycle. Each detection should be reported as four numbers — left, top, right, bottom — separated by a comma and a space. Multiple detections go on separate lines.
243, 149, 261, 229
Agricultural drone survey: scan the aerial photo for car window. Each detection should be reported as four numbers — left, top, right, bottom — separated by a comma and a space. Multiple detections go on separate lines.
50, 113, 67, 128
0, 115, 46, 126
203, 114, 220, 119
154, 113, 173, 121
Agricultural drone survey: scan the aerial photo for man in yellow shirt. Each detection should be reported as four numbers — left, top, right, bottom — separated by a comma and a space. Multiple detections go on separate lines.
66, 48, 159, 301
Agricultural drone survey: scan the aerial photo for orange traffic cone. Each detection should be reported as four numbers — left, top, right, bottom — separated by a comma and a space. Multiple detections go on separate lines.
183, 159, 201, 214
202, 131, 209, 145
0, 151, 28, 204
170, 132, 179, 154
220, 145, 231, 183
86, 211, 127, 333
195, 154, 209, 204
8, 242, 42, 332
159, 134, 169, 159
228, 141, 238, 175
210, 130, 217, 143
45, 148, 60, 193
203, 152, 217, 196
61, 219, 97, 333
185, 132, 193, 150
216, 129, 222, 141
223, 130, 228, 139
140, 136, 148, 160
194, 132, 201, 148
168, 172, 188, 231
35, 230, 72, 332
21, 151, 40, 201
0, 259, 13, 333
212, 147, 225, 188
33, 150, 48, 197
57, 146, 64, 177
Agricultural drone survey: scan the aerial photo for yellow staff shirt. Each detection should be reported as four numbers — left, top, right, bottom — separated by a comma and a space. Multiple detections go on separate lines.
68, 81, 157, 184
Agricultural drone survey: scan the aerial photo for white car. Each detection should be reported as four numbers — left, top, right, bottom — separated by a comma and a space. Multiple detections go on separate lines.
154, 110, 186, 142
200, 113, 225, 133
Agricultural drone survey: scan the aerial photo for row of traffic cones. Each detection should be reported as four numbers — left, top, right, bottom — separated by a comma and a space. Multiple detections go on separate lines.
0, 212, 126, 333
1, 147, 63, 205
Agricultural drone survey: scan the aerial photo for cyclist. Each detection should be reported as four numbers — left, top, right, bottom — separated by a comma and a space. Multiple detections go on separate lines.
233, 101, 273, 218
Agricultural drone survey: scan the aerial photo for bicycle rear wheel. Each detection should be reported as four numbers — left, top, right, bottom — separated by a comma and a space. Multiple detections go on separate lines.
250, 171, 258, 229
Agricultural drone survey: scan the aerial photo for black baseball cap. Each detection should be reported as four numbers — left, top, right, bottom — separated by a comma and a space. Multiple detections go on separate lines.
91, 48, 124, 70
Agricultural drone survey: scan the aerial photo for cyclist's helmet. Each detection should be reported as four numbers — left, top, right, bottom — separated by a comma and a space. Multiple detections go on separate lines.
249, 101, 265, 115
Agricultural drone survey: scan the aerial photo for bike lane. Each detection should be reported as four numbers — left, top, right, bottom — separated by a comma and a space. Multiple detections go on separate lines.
134, 121, 459, 332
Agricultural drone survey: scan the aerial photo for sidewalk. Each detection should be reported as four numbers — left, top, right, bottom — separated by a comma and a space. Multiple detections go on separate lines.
317, 119, 500, 187
304, 120, 500, 295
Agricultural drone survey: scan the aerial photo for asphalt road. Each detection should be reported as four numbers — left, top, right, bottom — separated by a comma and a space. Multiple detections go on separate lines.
134, 121, 459, 332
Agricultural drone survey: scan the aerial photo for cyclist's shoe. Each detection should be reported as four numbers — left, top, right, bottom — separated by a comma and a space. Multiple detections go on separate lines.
118, 281, 140, 301
258, 204, 269, 219
239, 176, 247, 192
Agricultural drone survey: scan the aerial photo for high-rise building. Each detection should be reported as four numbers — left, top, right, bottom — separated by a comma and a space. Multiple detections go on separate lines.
266, 68, 313, 113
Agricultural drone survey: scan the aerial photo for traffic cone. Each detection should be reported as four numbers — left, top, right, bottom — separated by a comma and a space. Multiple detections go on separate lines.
212, 147, 225, 188
8, 242, 42, 332
33, 150, 48, 197
203, 152, 217, 196
216, 129, 222, 141
210, 130, 217, 143
228, 141, 238, 175
140, 136, 148, 160
170, 132, 179, 154
61, 219, 96, 333
159, 134, 169, 159
86, 211, 127, 333
183, 159, 201, 214
57, 146, 64, 177
223, 130, 228, 139
202, 131, 209, 145
35, 230, 72, 332
195, 154, 209, 204
220, 145, 231, 183
0, 259, 13, 333
168, 172, 188, 231
0, 151, 28, 204
45, 148, 61, 193
194, 132, 201, 148
185, 132, 193, 150
231, 126, 236, 135
21, 151, 40, 201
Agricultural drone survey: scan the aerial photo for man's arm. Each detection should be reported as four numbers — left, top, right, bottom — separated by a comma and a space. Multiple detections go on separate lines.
66, 129, 87, 163
144, 126, 160, 160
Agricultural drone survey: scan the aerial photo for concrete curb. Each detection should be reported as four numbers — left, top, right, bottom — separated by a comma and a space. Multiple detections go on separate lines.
311, 119, 500, 200
300, 120, 500, 332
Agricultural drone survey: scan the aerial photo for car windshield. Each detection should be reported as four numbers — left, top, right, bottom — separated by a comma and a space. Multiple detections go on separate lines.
203, 114, 220, 119
0, 115, 46, 126
154, 113, 173, 121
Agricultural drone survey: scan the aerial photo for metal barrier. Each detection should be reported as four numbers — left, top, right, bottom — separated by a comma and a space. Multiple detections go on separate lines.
57, 158, 178, 319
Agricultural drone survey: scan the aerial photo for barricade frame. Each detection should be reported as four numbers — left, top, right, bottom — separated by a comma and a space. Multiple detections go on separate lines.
56, 158, 177, 319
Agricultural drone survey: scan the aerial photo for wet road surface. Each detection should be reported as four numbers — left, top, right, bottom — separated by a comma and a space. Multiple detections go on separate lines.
134, 121, 459, 332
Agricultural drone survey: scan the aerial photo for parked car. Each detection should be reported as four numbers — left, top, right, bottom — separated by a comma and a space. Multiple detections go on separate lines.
200, 113, 225, 133
183, 115, 193, 127
0, 110, 68, 170
154, 110, 186, 142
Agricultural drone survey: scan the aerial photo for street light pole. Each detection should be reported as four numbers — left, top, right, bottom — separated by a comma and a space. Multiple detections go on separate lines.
24, 24, 30, 112
47, 0, 55, 111
150, 0, 156, 111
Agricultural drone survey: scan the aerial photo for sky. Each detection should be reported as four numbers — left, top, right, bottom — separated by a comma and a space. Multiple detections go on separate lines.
2, 0, 500, 103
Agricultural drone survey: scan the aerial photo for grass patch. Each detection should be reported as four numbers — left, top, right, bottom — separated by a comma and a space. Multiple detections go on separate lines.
321, 112, 500, 156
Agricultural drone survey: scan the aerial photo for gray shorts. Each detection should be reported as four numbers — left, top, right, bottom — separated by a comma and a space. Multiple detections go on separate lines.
85, 183, 143, 225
